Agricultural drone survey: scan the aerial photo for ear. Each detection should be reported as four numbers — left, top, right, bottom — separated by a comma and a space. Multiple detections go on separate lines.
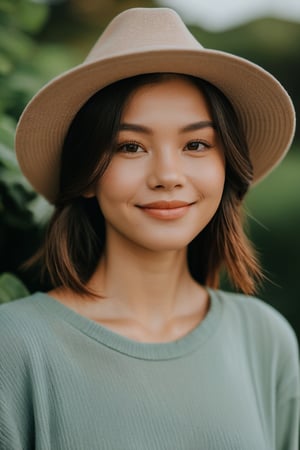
82, 186, 96, 199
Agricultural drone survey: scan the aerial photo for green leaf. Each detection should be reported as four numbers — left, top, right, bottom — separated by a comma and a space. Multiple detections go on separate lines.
0, 167, 28, 187
0, 141, 19, 171
27, 194, 53, 225
17, 1, 49, 33
0, 51, 13, 74
6, 69, 46, 99
0, 114, 16, 148
0, 25, 34, 62
32, 44, 79, 81
0, 0, 15, 16
0, 272, 29, 303
0, 141, 34, 194
0, 78, 16, 113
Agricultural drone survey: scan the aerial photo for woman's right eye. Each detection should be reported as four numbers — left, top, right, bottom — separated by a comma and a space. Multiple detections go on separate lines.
117, 142, 144, 153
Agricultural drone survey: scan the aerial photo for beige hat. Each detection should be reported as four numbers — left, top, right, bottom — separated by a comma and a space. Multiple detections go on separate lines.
15, 7, 295, 203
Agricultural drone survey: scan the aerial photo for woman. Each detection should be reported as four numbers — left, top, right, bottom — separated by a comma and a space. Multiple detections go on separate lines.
0, 7, 299, 450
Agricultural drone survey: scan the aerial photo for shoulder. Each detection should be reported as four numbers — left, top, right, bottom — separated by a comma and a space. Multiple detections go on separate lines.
214, 289, 299, 400
0, 293, 46, 332
214, 289, 299, 360
0, 293, 53, 363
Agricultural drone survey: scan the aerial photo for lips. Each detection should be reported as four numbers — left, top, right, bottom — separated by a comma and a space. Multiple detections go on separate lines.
137, 200, 194, 220
138, 200, 191, 209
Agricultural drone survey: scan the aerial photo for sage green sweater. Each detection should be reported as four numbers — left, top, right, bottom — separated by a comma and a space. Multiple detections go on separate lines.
0, 289, 299, 450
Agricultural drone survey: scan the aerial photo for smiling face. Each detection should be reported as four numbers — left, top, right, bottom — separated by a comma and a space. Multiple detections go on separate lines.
89, 77, 226, 253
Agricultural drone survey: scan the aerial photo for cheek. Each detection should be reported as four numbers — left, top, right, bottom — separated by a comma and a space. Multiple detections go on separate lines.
206, 163, 225, 193
192, 156, 225, 198
96, 159, 142, 206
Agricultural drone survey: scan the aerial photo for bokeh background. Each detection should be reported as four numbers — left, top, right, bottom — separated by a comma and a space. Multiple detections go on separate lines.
0, 0, 299, 342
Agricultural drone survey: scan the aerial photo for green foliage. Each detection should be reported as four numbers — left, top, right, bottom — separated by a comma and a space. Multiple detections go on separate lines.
0, 272, 29, 303
0, 0, 47, 115
0, 0, 77, 300
0, 117, 34, 227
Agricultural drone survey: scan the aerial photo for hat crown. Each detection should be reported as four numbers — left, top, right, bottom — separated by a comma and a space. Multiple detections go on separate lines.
85, 8, 202, 63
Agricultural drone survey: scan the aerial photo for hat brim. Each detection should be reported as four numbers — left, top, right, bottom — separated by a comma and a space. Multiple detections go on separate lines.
15, 48, 295, 203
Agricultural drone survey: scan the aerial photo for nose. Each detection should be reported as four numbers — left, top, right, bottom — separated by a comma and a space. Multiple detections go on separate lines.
147, 148, 186, 190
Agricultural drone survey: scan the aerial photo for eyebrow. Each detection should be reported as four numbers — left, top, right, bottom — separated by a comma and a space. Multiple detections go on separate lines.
119, 121, 215, 134
181, 121, 215, 132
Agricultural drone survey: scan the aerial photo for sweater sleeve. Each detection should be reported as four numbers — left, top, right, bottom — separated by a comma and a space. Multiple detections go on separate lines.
0, 393, 24, 450
275, 328, 300, 450
276, 396, 299, 450
0, 308, 34, 450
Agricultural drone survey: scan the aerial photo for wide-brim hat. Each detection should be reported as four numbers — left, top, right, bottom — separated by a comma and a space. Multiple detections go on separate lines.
15, 7, 295, 204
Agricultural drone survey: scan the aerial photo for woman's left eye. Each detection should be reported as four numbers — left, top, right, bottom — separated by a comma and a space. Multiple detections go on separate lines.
117, 142, 144, 153
185, 141, 208, 152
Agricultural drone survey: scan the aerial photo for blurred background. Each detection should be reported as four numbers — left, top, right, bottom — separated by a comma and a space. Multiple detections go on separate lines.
0, 0, 299, 341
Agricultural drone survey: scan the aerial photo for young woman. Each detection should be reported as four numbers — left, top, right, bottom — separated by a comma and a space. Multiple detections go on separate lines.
0, 7, 299, 450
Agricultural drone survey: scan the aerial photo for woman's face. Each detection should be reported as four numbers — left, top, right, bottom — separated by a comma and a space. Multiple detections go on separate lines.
89, 77, 225, 252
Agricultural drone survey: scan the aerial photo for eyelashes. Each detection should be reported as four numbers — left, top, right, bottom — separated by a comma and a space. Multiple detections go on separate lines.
117, 140, 212, 154
184, 140, 211, 152
117, 141, 144, 153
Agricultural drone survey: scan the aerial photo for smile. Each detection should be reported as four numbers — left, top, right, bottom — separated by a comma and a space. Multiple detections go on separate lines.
137, 201, 194, 220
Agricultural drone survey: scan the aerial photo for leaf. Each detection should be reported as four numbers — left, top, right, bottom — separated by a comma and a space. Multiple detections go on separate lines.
0, 142, 34, 194
0, 25, 34, 62
27, 194, 53, 225
0, 79, 15, 113
6, 69, 46, 99
0, 168, 31, 190
0, 0, 15, 15
0, 114, 16, 148
0, 272, 29, 303
0, 51, 13, 75
32, 44, 80, 81
0, 141, 19, 171
17, 1, 49, 33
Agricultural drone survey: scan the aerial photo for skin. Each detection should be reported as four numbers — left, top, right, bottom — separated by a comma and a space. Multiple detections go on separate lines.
50, 78, 226, 343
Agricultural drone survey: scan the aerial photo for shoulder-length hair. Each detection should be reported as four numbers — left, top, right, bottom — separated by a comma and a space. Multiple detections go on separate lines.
33, 73, 262, 295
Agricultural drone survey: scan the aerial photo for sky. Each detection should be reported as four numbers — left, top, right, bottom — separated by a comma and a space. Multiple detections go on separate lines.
159, 0, 300, 30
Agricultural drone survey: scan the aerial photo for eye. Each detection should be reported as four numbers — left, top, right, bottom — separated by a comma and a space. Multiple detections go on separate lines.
185, 140, 209, 152
117, 141, 145, 153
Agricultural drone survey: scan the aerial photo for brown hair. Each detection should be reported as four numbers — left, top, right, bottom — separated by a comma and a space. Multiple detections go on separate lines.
33, 73, 262, 295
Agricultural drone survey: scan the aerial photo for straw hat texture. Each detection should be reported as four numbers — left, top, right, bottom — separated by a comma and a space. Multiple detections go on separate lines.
15, 7, 295, 203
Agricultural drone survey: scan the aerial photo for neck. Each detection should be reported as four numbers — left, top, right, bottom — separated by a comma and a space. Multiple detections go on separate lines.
87, 234, 199, 323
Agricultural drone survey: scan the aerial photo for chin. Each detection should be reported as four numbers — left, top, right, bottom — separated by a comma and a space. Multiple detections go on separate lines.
135, 234, 198, 253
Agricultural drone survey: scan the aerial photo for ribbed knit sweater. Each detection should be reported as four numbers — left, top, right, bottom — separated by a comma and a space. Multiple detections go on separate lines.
0, 289, 299, 450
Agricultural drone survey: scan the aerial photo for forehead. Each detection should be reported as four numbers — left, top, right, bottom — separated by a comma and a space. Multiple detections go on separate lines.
121, 77, 212, 121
